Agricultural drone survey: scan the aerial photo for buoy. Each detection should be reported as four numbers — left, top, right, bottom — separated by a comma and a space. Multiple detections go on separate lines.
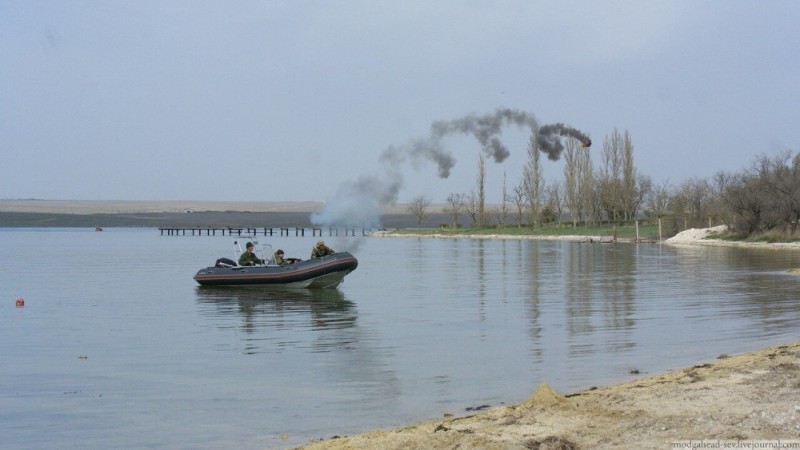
16, 298, 25, 307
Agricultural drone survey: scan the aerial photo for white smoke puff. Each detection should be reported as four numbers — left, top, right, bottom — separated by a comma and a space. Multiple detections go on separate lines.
310, 171, 403, 228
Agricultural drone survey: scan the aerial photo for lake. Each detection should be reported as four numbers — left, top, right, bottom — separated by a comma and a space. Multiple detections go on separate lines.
2, 228, 799, 449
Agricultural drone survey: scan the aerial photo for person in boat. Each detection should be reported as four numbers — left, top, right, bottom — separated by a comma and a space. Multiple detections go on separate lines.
238, 242, 265, 266
310, 240, 335, 259
274, 249, 301, 265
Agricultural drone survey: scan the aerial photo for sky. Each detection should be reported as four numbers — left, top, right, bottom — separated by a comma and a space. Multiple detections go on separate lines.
2, 0, 799, 209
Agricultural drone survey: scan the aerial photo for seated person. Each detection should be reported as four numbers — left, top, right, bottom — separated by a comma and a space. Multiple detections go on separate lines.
238, 242, 265, 266
310, 240, 335, 259
274, 249, 301, 265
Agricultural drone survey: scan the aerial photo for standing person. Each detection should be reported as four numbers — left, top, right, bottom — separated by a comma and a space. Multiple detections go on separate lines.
238, 242, 264, 266
310, 240, 335, 259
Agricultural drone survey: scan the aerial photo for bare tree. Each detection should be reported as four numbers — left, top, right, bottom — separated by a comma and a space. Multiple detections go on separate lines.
463, 191, 478, 227
477, 154, 486, 228
509, 182, 527, 228
675, 177, 713, 228
646, 179, 671, 220
544, 180, 564, 225
443, 193, 464, 229
632, 173, 652, 220
499, 171, 508, 227
406, 194, 431, 230
563, 139, 581, 227
711, 171, 733, 226
598, 129, 624, 223
755, 151, 800, 234
579, 143, 595, 225
622, 130, 637, 221
523, 132, 544, 227
720, 172, 763, 235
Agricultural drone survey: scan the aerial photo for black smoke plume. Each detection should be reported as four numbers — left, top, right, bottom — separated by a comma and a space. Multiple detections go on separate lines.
381, 108, 590, 177
537, 122, 592, 159
311, 108, 590, 228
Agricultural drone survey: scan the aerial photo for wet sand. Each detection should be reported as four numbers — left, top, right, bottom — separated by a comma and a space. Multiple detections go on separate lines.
298, 342, 800, 449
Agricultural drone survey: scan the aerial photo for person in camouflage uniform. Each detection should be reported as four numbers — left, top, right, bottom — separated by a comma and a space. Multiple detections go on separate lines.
274, 249, 287, 265
310, 240, 335, 259
274, 249, 301, 265
238, 242, 264, 266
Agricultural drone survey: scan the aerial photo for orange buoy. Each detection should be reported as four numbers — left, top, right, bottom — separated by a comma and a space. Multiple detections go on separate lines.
16, 298, 25, 307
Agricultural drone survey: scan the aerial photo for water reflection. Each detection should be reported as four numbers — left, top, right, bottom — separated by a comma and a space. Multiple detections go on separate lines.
523, 240, 544, 363
667, 245, 800, 339
195, 287, 357, 354
194, 285, 404, 440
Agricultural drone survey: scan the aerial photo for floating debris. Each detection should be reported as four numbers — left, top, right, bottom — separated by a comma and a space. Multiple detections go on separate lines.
465, 404, 491, 412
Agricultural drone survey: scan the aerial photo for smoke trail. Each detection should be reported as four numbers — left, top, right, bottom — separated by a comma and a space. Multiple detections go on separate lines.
387, 108, 591, 176
379, 138, 456, 178
311, 108, 590, 228
428, 108, 538, 168
537, 123, 593, 160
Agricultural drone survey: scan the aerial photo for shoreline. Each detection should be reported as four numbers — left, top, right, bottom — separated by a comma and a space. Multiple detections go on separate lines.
298, 341, 800, 449
3, 201, 799, 251
371, 226, 800, 251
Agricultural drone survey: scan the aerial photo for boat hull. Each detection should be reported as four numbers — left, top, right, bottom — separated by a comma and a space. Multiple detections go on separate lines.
193, 252, 358, 289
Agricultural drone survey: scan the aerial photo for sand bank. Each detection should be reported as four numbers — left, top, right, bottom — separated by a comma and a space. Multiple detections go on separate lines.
0, 199, 454, 215
664, 225, 800, 250
0, 199, 325, 214
298, 341, 800, 449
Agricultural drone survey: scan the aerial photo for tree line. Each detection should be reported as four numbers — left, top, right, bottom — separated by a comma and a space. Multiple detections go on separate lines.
407, 129, 800, 239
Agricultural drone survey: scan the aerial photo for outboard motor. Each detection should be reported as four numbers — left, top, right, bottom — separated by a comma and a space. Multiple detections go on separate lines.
215, 257, 237, 268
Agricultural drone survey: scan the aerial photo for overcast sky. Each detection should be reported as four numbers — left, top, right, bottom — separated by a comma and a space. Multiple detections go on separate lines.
2, 1, 798, 206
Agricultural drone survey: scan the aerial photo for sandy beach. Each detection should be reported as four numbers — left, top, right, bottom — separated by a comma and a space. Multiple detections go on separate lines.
298, 341, 800, 450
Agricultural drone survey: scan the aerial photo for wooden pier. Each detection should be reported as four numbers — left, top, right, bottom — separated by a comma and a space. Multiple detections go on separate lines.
158, 226, 372, 237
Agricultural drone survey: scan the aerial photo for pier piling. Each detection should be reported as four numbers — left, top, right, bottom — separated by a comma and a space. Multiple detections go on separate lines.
159, 226, 371, 237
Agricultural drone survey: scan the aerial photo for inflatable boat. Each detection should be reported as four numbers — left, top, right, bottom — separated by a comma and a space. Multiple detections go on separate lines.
194, 251, 358, 288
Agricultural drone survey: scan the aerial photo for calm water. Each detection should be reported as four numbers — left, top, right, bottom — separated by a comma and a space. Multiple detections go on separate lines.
2, 228, 800, 449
